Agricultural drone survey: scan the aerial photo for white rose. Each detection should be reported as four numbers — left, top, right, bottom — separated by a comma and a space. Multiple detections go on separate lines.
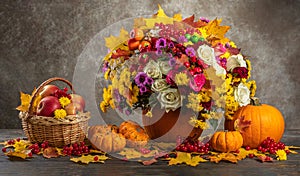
158, 61, 172, 75
212, 62, 226, 76
151, 79, 170, 92
143, 60, 162, 79
234, 83, 251, 106
157, 88, 181, 112
226, 54, 247, 71
197, 44, 216, 65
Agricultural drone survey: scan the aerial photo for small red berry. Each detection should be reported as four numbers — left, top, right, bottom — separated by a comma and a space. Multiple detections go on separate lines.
285, 150, 291, 155
16, 138, 21, 142
248, 154, 254, 158
245, 146, 251, 150
94, 156, 99, 161
2, 147, 7, 153
28, 152, 33, 157
184, 62, 190, 68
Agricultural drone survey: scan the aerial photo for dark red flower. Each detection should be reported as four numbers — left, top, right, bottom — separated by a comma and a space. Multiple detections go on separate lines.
232, 67, 248, 78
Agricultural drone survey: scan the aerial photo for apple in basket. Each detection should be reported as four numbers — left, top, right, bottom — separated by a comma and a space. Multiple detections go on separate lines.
64, 102, 83, 115
70, 94, 85, 110
36, 96, 61, 117
39, 85, 60, 98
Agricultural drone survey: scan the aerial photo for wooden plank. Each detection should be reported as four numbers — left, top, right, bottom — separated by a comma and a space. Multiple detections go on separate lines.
0, 129, 299, 176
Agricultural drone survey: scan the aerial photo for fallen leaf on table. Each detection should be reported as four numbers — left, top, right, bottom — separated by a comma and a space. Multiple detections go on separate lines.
89, 149, 106, 154
169, 152, 208, 166
210, 152, 239, 163
140, 158, 158, 166
118, 148, 158, 160
257, 155, 273, 162
286, 146, 299, 154
70, 154, 109, 164
5, 150, 31, 159
43, 147, 59, 159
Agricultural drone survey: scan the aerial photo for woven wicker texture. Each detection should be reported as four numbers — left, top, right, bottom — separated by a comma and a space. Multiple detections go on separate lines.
19, 77, 90, 147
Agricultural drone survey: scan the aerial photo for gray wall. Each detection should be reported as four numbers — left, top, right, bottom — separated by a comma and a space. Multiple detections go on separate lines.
1, 0, 299, 129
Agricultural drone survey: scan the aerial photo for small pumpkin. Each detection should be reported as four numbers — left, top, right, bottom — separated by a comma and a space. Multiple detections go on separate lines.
210, 131, 243, 152
119, 120, 149, 148
88, 125, 126, 153
225, 97, 285, 148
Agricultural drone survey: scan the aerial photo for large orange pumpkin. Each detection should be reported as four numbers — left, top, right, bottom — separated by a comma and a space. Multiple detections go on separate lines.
210, 131, 243, 152
225, 98, 285, 148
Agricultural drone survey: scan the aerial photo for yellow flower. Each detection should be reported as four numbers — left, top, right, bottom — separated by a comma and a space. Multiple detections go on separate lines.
175, 72, 190, 85
221, 51, 231, 59
13, 140, 28, 153
276, 150, 287, 161
229, 41, 237, 48
189, 116, 209, 130
59, 97, 71, 108
54, 109, 67, 119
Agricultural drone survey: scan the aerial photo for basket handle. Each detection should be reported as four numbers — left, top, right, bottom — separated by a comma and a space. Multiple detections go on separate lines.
28, 77, 75, 116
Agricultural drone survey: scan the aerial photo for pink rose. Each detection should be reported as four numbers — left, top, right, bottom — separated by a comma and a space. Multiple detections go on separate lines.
189, 74, 206, 92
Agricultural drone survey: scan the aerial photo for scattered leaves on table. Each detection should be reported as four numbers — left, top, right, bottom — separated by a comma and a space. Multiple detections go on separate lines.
43, 147, 59, 159
140, 158, 158, 166
257, 155, 273, 162
168, 152, 208, 166
118, 148, 158, 160
5, 150, 31, 159
70, 154, 109, 164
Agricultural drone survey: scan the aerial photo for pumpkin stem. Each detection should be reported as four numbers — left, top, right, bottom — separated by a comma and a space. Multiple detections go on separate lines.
250, 97, 261, 106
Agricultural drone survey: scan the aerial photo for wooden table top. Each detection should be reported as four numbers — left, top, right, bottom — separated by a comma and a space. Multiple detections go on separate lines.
0, 129, 299, 176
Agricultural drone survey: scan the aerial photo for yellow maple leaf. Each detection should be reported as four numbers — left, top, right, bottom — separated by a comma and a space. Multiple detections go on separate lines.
201, 18, 230, 46
210, 152, 239, 163
168, 152, 207, 166
105, 27, 129, 50
16, 92, 31, 112
70, 154, 109, 164
142, 4, 177, 29
118, 148, 158, 160
5, 151, 29, 159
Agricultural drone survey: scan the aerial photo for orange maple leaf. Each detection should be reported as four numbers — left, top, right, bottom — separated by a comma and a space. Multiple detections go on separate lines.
202, 19, 230, 46
234, 116, 251, 133
182, 15, 207, 28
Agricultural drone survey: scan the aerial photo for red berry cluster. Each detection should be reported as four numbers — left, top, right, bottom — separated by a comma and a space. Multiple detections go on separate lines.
156, 23, 200, 40
28, 141, 49, 154
257, 137, 287, 154
62, 142, 89, 156
175, 138, 210, 153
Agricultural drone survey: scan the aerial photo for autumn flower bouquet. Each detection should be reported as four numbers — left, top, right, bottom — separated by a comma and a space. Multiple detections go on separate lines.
99, 6, 256, 140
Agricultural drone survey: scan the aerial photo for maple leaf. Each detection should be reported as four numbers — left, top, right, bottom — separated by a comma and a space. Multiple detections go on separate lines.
182, 15, 207, 28
168, 152, 207, 166
202, 19, 230, 46
16, 92, 31, 112
142, 4, 174, 29
286, 146, 300, 154
5, 150, 32, 160
210, 153, 239, 163
43, 147, 59, 159
257, 155, 274, 162
234, 116, 251, 133
70, 154, 109, 164
141, 158, 158, 166
118, 148, 158, 160
133, 17, 147, 28
105, 27, 129, 50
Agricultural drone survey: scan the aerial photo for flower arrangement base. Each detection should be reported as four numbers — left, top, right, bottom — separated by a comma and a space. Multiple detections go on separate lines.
142, 105, 203, 142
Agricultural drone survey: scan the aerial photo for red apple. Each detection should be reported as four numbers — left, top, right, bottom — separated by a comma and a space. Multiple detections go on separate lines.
36, 96, 61, 117
70, 94, 85, 110
39, 85, 60, 98
65, 102, 83, 115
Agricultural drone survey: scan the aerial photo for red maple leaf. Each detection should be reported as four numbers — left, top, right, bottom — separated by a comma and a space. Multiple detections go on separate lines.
182, 15, 207, 28
235, 116, 251, 133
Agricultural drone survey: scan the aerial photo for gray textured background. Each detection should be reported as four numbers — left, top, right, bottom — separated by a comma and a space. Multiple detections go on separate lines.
1, 0, 299, 129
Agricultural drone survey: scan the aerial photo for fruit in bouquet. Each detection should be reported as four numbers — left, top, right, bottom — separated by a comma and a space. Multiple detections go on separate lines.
64, 102, 83, 115
225, 98, 285, 148
119, 120, 149, 148
210, 131, 243, 152
70, 94, 85, 110
88, 125, 126, 153
39, 85, 60, 98
36, 96, 61, 117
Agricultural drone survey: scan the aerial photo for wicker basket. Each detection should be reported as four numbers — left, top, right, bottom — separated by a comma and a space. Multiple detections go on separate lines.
19, 77, 90, 147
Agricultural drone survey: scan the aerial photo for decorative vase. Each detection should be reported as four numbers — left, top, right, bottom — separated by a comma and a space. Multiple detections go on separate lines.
142, 104, 203, 142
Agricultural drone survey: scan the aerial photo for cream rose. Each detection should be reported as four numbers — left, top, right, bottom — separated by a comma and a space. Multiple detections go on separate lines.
151, 79, 170, 92
234, 83, 251, 106
158, 61, 172, 75
157, 88, 181, 112
197, 44, 216, 65
226, 54, 247, 71
212, 62, 226, 76
143, 60, 162, 79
